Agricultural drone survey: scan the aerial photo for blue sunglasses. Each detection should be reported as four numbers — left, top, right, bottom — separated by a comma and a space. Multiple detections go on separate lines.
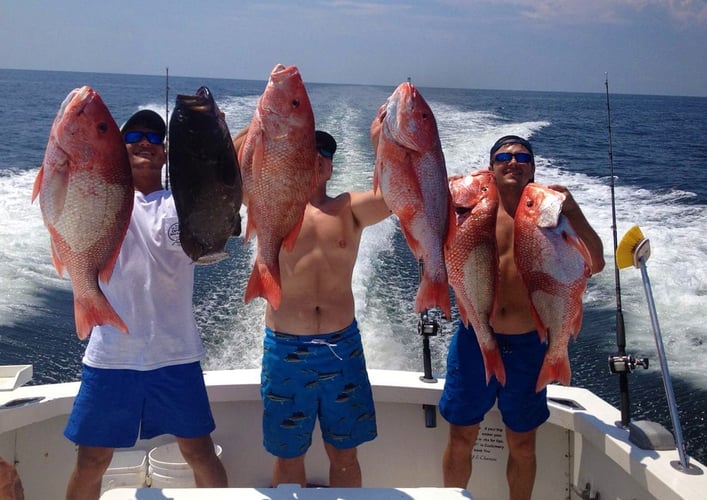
318, 147, 334, 159
493, 152, 532, 164
124, 130, 163, 145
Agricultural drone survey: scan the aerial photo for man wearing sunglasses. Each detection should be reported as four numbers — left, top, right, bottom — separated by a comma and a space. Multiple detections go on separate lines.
64, 109, 227, 499
440, 135, 605, 500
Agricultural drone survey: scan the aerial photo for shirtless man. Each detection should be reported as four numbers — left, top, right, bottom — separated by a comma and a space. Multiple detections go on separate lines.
439, 135, 605, 500
256, 131, 390, 487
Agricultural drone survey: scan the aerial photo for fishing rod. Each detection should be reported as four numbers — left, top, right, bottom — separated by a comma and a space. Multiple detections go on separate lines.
417, 259, 438, 429
608, 75, 698, 474
604, 73, 648, 428
164, 66, 170, 190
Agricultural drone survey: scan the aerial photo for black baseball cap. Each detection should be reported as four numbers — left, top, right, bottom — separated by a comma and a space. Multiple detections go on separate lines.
121, 109, 166, 140
315, 130, 337, 158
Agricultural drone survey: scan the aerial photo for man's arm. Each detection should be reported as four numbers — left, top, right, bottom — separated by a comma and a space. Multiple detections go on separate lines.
550, 184, 606, 275
350, 190, 391, 228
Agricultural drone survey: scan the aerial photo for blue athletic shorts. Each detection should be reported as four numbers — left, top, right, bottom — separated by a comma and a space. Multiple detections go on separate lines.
439, 323, 550, 433
261, 319, 377, 458
64, 362, 216, 447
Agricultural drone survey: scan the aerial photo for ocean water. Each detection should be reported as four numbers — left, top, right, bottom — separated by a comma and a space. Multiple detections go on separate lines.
0, 68, 705, 464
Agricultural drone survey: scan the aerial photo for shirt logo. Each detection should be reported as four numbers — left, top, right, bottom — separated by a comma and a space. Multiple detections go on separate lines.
167, 222, 181, 246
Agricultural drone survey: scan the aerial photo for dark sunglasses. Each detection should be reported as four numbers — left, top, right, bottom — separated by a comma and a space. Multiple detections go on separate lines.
493, 152, 532, 164
318, 147, 333, 159
124, 131, 163, 145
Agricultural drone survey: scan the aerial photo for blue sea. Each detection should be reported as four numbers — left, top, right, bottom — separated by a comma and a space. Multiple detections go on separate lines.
0, 68, 705, 465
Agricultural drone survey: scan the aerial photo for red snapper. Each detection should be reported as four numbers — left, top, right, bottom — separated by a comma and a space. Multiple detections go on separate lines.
513, 183, 592, 391
446, 170, 505, 385
237, 64, 317, 310
32, 86, 133, 339
371, 82, 454, 318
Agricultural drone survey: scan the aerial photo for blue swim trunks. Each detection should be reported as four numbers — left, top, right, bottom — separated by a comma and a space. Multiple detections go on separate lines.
261, 319, 377, 459
439, 323, 549, 433
64, 362, 215, 447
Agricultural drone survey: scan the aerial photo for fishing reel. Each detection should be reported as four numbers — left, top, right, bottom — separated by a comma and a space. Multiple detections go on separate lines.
417, 310, 439, 338
608, 353, 649, 374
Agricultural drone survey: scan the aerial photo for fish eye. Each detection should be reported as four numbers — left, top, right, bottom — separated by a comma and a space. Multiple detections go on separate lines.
98, 122, 108, 133
292, 99, 300, 108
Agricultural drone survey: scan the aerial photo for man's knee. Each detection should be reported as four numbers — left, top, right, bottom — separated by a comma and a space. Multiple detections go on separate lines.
325, 444, 358, 467
448, 424, 480, 454
76, 446, 114, 473
506, 427, 537, 460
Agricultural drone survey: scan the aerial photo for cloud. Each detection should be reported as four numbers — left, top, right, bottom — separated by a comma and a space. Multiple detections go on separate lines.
460, 0, 707, 25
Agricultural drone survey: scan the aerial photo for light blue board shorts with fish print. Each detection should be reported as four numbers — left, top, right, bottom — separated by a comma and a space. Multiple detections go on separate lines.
261, 319, 377, 458
439, 323, 550, 433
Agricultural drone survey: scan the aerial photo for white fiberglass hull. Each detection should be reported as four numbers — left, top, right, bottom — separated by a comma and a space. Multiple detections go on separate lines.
1, 369, 705, 499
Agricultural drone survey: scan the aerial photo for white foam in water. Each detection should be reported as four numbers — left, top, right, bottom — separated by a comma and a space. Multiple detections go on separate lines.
0, 169, 69, 327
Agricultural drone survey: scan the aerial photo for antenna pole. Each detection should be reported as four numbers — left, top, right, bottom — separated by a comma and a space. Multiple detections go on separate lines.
165, 66, 170, 190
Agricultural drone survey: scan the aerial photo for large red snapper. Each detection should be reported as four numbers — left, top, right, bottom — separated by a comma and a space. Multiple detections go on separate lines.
237, 64, 317, 310
371, 82, 454, 318
513, 183, 592, 391
446, 170, 505, 385
31, 86, 133, 339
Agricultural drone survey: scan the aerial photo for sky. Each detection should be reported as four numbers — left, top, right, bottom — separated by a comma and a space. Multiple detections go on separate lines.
1, 0, 706, 97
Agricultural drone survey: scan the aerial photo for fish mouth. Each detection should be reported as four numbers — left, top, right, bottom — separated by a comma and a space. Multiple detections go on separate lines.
176, 87, 215, 113
57, 86, 95, 122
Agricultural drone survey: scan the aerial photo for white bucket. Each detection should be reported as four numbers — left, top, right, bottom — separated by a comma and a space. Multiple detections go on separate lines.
101, 450, 147, 493
147, 442, 222, 487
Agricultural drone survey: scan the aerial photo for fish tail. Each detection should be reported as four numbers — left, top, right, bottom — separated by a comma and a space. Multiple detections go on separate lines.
535, 355, 572, 392
245, 261, 282, 310
415, 276, 451, 319
481, 346, 506, 386
74, 293, 128, 340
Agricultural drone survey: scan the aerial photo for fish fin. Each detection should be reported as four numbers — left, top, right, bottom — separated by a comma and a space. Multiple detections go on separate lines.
481, 344, 506, 387
233, 213, 242, 237
535, 355, 571, 392
282, 215, 305, 253
47, 232, 66, 278
244, 208, 257, 242
245, 260, 281, 310
31, 165, 44, 202
372, 167, 380, 194
562, 227, 593, 272
444, 194, 457, 249
456, 301, 470, 328
528, 302, 549, 343
98, 237, 126, 284
415, 276, 451, 319
570, 305, 584, 341
74, 293, 128, 340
